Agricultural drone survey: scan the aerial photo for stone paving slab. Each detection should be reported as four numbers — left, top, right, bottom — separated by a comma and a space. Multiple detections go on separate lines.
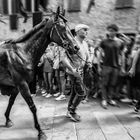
105, 133, 133, 140
111, 107, 140, 129
77, 129, 105, 140
128, 127, 140, 140
52, 129, 77, 140
53, 115, 75, 132
0, 95, 140, 140
75, 110, 100, 130
94, 111, 127, 134
0, 129, 37, 140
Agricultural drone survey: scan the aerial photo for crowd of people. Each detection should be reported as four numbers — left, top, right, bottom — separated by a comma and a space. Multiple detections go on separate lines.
33, 23, 140, 122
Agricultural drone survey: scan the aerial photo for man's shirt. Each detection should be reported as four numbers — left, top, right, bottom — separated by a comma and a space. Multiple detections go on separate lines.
100, 37, 124, 68
68, 37, 91, 71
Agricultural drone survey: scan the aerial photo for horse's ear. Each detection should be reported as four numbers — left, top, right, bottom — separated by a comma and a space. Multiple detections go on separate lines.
59, 8, 67, 23
55, 6, 60, 21
56, 6, 60, 15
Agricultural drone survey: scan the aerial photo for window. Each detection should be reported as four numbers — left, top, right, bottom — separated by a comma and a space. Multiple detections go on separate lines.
2, 0, 19, 15
115, 0, 134, 9
67, 0, 81, 12
2, 0, 8, 14
9, 14, 18, 30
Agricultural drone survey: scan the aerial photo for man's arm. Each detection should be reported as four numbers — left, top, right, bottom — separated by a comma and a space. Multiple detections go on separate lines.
38, 55, 44, 67
119, 40, 126, 74
120, 48, 126, 74
85, 42, 92, 67
118, 33, 131, 45
61, 57, 81, 78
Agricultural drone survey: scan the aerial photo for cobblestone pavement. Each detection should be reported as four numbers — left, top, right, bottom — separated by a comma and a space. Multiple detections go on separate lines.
0, 94, 140, 140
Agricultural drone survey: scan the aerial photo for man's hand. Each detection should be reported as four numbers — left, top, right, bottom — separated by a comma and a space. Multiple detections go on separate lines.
38, 62, 42, 67
72, 69, 81, 78
128, 68, 135, 77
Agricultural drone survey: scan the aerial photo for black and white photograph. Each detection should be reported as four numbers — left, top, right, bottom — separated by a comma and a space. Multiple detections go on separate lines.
0, 0, 140, 140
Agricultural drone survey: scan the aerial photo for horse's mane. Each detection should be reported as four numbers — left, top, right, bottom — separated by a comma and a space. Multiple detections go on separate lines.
24, 29, 44, 53
22, 18, 51, 66
23, 18, 49, 53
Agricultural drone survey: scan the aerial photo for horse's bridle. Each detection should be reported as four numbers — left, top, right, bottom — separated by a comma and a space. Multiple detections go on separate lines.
49, 18, 79, 54
49, 20, 68, 48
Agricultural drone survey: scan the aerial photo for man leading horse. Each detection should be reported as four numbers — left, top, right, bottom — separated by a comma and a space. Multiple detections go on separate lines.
58, 24, 92, 122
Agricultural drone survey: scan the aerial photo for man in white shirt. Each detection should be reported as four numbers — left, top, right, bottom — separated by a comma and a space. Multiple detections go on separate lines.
50, 24, 91, 122
64, 24, 91, 122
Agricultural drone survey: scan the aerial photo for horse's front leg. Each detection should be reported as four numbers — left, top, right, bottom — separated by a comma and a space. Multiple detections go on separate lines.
5, 88, 18, 127
18, 81, 47, 140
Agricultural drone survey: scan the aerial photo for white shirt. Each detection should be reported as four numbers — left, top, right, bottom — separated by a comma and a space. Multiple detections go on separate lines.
66, 37, 91, 74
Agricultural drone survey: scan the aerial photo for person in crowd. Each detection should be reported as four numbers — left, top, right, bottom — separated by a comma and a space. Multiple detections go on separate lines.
100, 24, 125, 109
38, 0, 50, 12
38, 42, 55, 98
53, 45, 67, 101
129, 34, 140, 112
92, 38, 104, 99
116, 36, 134, 102
125, 36, 136, 102
90, 38, 103, 99
36, 60, 45, 95
18, 0, 28, 23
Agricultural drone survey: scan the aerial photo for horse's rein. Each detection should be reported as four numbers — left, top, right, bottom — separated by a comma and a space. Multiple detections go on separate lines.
49, 20, 69, 49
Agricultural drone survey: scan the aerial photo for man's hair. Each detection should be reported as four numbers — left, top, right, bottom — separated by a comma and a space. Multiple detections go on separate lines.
107, 24, 119, 32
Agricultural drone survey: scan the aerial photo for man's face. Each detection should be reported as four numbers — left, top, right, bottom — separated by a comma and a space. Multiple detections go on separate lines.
106, 28, 117, 38
77, 28, 88, 39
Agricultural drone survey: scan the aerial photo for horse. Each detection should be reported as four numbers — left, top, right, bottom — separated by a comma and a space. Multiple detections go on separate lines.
0, 7, 79, 140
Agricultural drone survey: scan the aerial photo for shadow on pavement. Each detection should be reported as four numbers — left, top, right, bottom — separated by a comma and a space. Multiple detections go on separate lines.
0, 124, 6, 128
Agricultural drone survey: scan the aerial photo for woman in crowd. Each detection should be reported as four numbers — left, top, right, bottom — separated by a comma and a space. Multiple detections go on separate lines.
38, 42, 56, 98
53, 45, 67, 101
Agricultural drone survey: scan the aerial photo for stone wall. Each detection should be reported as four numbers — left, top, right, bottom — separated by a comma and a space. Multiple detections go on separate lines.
64, 0, 140, 39
0, 0, 139, 40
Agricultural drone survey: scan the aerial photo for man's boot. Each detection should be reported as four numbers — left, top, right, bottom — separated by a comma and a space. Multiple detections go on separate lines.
68, 95, 83, 122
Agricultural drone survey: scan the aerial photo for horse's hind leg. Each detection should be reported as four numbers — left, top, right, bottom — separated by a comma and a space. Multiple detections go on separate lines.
18, 81, 47, 140
5, 88, 18, 127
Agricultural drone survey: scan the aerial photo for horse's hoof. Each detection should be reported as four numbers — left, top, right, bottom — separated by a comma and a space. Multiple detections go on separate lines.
38, 131, 47, 140
5, 120, 13, 128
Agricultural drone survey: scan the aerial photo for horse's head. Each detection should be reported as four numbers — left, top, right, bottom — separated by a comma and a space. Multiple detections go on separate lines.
49, 7, 79, 54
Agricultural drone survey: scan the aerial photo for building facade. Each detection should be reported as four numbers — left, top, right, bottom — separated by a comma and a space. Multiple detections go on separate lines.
0, 0, 139, 40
